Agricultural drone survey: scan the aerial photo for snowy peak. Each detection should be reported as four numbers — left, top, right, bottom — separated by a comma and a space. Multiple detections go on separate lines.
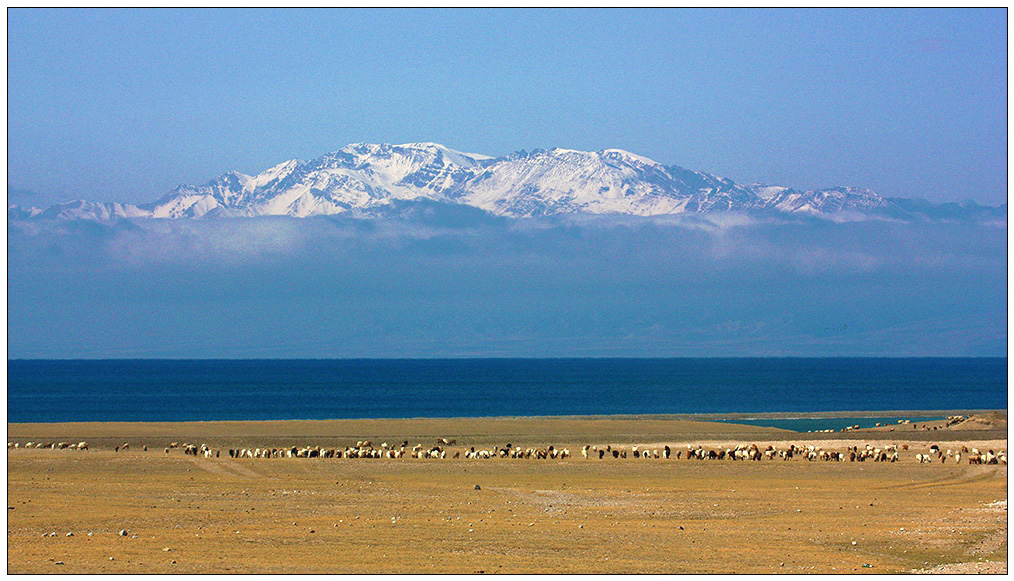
130, 142, 498, 220
394, 142, 493, 167
462, 147, 713, 216
248, 159, 302, 190
319, 142, 489, 174
32, 200, 149, 221
762, 186, 888, 215
599, 148, 662, 167
9, 143, 1005, 223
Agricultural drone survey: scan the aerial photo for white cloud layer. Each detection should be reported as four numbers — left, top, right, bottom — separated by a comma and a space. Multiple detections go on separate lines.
8, 212, 1006, 358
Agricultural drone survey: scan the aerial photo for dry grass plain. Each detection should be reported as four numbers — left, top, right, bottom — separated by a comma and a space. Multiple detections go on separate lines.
7, 414, 1007, 574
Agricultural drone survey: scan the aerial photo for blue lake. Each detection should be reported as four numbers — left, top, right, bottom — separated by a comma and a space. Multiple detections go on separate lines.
6, 358, 1006, 423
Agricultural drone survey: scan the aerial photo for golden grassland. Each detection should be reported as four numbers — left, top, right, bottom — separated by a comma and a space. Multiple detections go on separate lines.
7, 413, 1007, 574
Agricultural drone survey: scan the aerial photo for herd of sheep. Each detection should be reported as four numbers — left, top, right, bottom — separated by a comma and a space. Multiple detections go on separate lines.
10, 441, 89, 451
8, 439, 1007, 466
827, 415, 972, 434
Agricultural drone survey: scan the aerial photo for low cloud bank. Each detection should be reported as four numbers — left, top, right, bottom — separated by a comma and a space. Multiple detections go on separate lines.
8, 212, 1006, 357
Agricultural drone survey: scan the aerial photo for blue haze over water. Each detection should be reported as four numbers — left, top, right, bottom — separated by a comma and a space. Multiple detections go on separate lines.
7, 358, 1006, 424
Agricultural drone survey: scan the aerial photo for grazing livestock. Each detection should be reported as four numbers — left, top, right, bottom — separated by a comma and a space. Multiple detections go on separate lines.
108, 433, 1006, 489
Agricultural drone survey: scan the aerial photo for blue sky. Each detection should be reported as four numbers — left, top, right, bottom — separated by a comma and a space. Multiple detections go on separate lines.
7, 8, 1008, 207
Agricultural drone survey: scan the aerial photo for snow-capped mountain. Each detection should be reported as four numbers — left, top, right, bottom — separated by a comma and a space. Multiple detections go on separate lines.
139, 142, 492, 219
8, 142, 1006, 222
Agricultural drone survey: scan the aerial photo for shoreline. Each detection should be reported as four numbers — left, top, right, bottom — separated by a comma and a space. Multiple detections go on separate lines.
8, 407, 1001, 425
8, 410, 1006, 449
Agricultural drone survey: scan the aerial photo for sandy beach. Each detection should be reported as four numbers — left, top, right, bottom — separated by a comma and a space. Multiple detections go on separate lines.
7, 412, 1007, 574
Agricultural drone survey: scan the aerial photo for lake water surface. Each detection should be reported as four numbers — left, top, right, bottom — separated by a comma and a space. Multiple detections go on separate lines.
7, 358, 1006, 423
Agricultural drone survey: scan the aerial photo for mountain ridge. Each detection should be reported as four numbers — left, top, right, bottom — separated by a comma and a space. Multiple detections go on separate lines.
8, 142, 1007, 223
